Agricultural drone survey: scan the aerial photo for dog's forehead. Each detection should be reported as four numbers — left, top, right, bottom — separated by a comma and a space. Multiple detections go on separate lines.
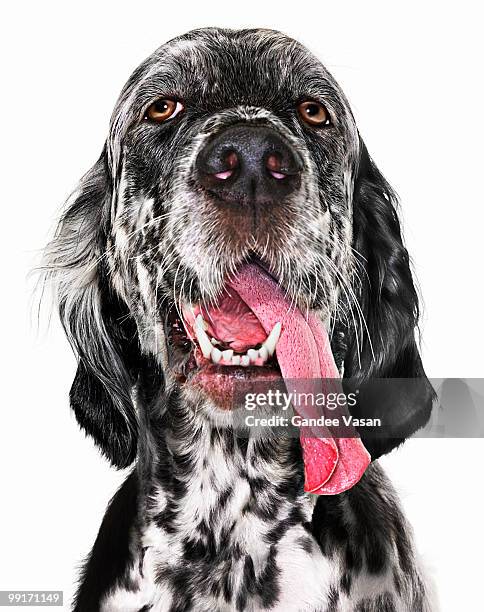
159, 28, 323, 87
117, 28, 343, 116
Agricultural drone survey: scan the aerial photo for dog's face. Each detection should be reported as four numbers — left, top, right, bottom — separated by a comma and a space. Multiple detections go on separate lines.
46, 28, 433, 467
104, 28, 360, 404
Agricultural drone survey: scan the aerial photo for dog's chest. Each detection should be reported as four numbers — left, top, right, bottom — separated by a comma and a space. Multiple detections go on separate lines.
102, 471, 335, 611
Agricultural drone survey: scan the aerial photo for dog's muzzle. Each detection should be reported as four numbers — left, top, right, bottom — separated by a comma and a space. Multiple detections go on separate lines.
195, 124, 302, 207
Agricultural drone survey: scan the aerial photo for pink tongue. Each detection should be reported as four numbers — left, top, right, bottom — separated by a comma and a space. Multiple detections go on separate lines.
229, 264, 370, 495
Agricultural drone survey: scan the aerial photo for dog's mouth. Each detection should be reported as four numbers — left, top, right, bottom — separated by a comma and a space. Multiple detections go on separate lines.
185, 291, 281, 370
167, 262, 284, 399
167, 260, 331, 405
166, 261, 370, 495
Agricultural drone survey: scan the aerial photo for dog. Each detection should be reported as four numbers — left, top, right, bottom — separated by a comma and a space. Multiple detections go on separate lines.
44, 27, 436, 612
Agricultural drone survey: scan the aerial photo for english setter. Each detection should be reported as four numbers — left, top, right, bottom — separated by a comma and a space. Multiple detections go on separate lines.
44, 27, 436, 612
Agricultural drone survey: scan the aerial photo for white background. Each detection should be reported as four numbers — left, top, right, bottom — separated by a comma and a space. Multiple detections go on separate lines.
1, 1, 483, 610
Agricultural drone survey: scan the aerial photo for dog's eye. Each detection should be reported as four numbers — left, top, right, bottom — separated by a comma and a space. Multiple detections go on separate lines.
145, 98, 184, 123
297, 101, 330, 127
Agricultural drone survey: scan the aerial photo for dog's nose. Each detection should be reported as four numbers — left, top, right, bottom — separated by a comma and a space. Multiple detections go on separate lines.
196, 125, 302, 205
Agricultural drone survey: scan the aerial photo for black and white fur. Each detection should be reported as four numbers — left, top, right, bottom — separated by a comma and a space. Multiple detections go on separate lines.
43, 28, 436, 611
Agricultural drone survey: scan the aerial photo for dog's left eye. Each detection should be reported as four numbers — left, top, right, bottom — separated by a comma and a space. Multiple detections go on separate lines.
297, 100, 331, 127
145, 98, 184, 123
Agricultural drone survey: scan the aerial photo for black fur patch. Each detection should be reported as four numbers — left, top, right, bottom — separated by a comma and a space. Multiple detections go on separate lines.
73, 471, 139, 611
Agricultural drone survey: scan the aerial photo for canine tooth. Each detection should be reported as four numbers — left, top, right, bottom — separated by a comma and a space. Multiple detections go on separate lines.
194, 315, 213, 359
262, 322, 281, 356
211, 347, 222, 364
241, 355, 250, 367
194, 314, 208, 331
247, 349, 259, 363
222, 350, 233, 361
259, 345, 269, 361
232, 355, 241, 366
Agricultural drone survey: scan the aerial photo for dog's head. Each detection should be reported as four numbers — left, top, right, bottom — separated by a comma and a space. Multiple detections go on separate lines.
45, 28, 433, 468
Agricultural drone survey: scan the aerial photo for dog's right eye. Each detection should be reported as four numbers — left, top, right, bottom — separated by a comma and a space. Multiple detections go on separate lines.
145, 98, 184, 123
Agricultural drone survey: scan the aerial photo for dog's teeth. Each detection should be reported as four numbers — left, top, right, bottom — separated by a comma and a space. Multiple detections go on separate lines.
211, 347, 222, 364
195, 315, 281, 364
194, 315, 213, 359
262, 322, 281, 356
194, 314, 208, 331
247, 349, 259, 363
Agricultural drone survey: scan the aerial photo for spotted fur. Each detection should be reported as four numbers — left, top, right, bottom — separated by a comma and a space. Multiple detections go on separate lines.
42, 28, 437, 611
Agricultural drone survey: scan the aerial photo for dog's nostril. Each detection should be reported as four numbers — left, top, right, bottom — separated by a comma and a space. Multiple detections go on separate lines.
225, 151, 239, 169
266, 154, 281, 172
266, 153, 286, 180
213, 151, 239, 181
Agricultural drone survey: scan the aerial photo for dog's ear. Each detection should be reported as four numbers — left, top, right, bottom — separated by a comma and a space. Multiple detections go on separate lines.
342, 140, 435, 458
44, 151, 141, 468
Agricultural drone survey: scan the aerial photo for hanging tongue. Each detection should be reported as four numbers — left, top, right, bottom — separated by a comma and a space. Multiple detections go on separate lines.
228, 264, 370, 495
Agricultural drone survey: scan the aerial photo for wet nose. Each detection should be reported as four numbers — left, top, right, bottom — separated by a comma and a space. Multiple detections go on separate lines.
195, 125, 302, 205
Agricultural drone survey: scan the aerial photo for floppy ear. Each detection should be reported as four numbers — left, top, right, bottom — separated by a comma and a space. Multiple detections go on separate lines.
342, 140, 435, 458
44, 152, 141, 468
